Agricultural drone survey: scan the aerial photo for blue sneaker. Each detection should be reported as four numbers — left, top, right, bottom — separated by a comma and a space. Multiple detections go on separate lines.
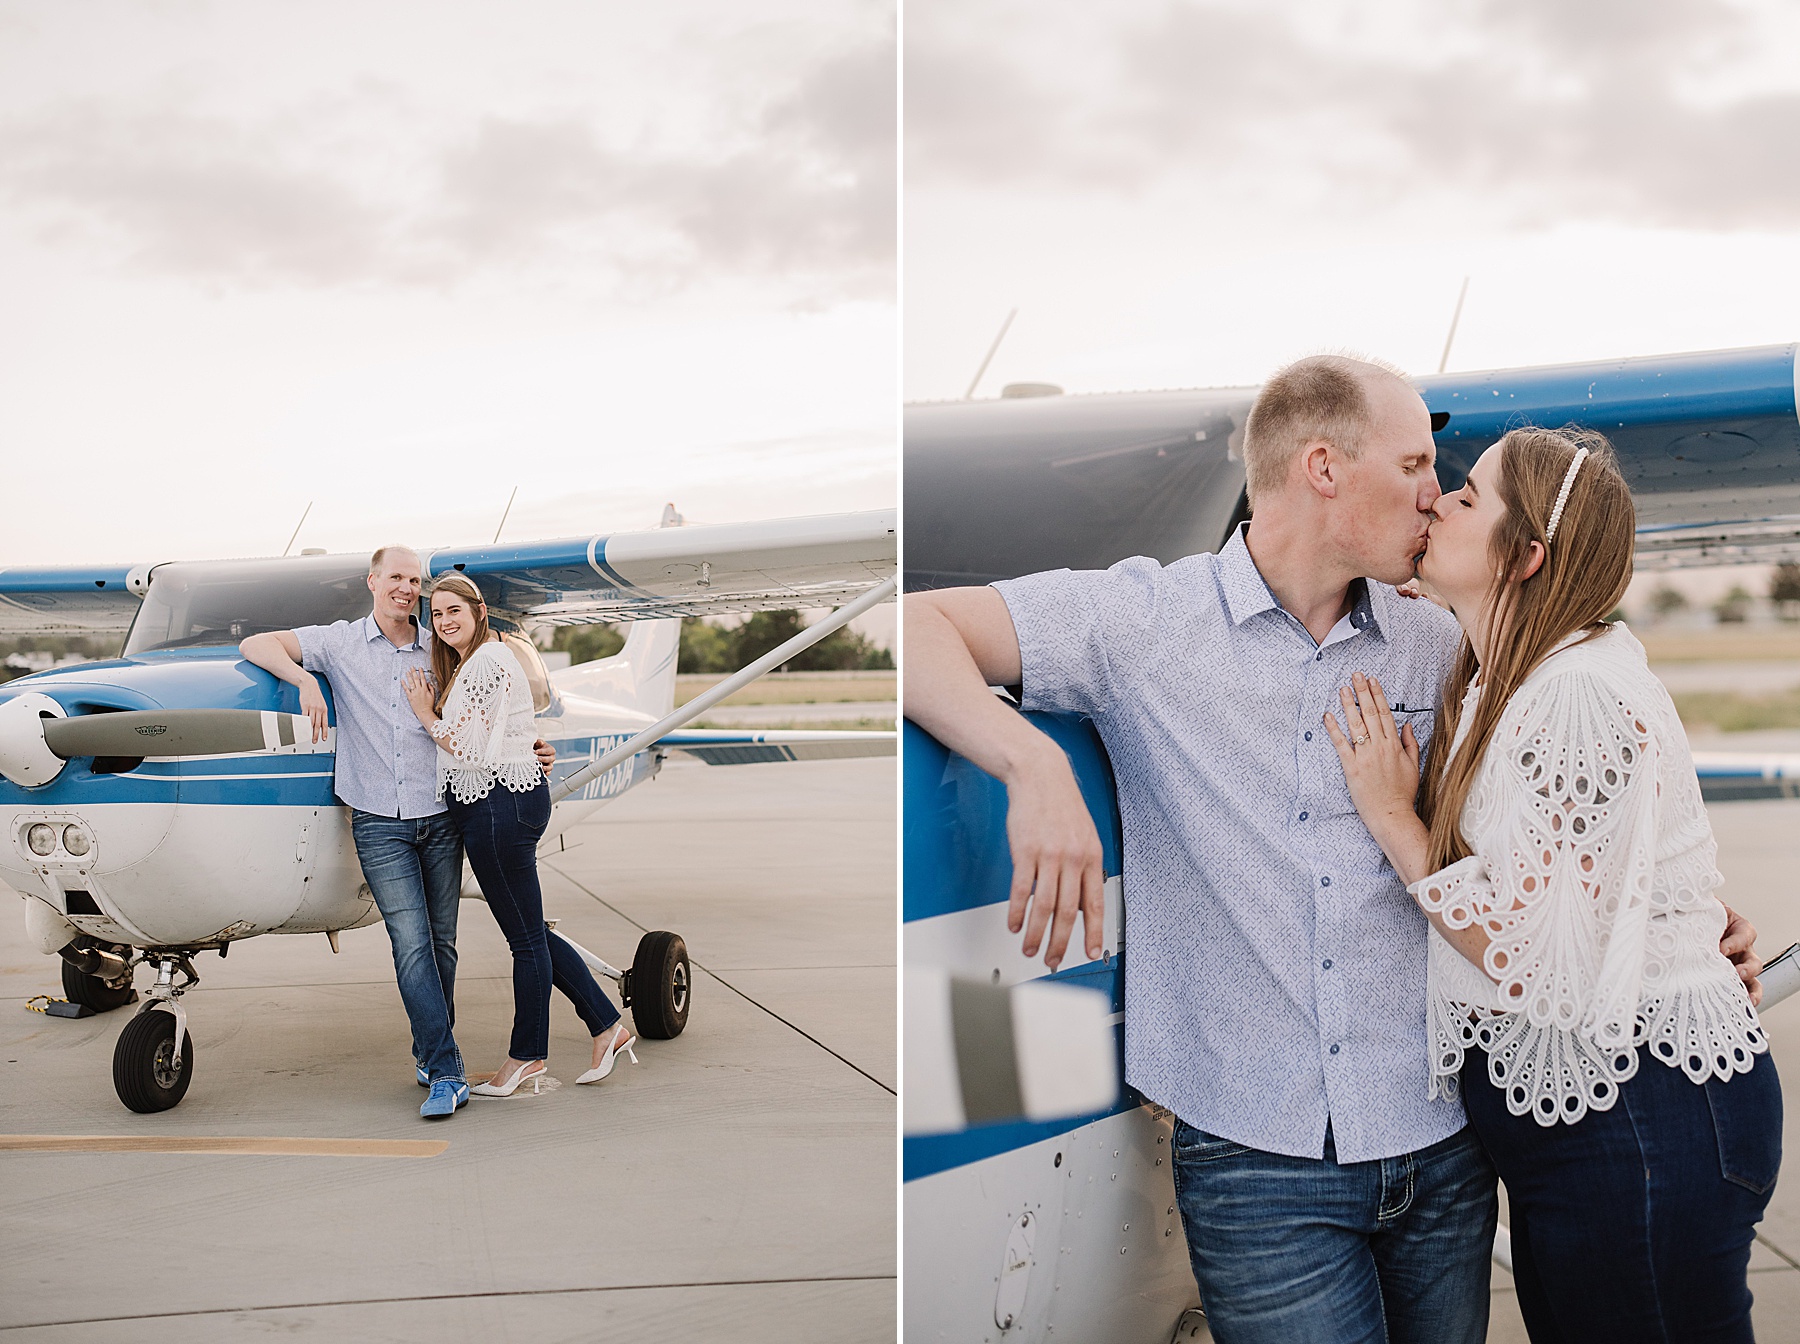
416, 1064, 430, 1088
420, 1079, 468, 1119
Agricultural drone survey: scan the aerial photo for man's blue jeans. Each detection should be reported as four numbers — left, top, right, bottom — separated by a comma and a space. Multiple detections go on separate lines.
1171, 1119, 1496, 1344
350, 809, 464, 1084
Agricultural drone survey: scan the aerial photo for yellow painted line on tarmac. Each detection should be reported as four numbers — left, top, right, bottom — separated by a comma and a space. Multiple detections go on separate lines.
0, 1135, 448, 1158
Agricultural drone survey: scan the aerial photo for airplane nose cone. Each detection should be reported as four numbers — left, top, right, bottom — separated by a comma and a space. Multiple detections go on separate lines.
0, 692, 67, 788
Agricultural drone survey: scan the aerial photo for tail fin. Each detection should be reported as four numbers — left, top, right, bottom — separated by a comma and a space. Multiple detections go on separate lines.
552, 619, 681, 718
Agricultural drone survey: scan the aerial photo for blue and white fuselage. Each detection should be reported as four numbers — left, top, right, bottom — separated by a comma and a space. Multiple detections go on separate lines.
0, 633, 668, 955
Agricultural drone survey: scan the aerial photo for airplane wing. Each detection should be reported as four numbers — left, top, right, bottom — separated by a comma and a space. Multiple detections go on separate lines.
1419, 343, 1800, 568
426, 509, 896, 623
0, 565, 147, 637
0, 510, 894, 640
657, 727, 895, 765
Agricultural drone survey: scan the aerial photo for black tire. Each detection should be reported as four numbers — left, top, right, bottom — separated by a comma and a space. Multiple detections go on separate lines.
61, 953, 135, 1013
630, 931, 690, 1040
113, 1009, 193, 1113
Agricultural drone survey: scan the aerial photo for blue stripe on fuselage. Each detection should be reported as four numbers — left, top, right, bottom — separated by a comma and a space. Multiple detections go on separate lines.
0, 651, 653, 808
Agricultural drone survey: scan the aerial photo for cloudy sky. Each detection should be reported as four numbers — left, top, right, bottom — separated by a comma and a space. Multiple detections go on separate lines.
906, 0, 1800, 402
0, 0, 895, 617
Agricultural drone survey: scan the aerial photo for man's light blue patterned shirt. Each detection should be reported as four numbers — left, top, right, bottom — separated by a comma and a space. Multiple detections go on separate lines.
994, 525, 1468, 1163
295, 615, 443, 821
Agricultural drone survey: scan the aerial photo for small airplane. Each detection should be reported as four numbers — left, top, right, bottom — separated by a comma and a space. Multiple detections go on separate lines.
903, 343, 1800, 1342
0, 508, 896, 1113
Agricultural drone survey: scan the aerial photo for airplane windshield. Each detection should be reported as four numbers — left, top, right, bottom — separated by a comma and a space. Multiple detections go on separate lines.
124, 556, 377, 654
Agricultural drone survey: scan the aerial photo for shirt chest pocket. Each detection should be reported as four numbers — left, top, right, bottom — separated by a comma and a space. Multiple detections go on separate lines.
1312, 680, 1438, 824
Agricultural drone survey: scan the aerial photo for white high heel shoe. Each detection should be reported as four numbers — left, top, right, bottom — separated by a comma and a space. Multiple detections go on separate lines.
577, 1026, 638, 1085
470, 1061, 547, 1097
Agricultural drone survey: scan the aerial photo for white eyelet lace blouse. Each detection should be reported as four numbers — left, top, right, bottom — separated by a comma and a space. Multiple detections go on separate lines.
429, 640, 544, 805
1413, 622, 1766, 1127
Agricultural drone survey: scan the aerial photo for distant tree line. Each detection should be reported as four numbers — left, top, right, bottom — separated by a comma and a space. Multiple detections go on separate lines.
1643, 563, 1800, 626
552, 612, 893, 674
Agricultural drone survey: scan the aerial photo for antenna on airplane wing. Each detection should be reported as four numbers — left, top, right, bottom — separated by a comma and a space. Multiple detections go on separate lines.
493, 486, 519, 544
1437, 276, 1470, 374
965, 307, 1018, 400
282, 501, 313, 558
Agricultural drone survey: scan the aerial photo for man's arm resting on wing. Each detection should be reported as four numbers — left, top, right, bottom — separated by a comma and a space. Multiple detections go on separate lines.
904, 587, 1106, 971
238, 631, 331, 744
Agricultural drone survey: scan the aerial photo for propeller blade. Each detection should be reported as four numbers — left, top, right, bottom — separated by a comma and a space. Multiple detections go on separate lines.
43, 710, 326, 759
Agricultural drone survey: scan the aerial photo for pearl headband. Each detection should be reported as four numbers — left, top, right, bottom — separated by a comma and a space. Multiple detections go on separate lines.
1544, 446, 1590, 544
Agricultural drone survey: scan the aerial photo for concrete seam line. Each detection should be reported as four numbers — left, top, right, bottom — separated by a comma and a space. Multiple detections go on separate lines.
0, 1136, 448, 1157
0, 1276, 899, 1330
540, 858, 897, 1097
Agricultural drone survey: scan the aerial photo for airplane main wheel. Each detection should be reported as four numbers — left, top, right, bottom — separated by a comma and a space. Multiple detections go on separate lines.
629, 931, 690, 1040
61, 957, 135, 1013
113, 1010, 192, 1113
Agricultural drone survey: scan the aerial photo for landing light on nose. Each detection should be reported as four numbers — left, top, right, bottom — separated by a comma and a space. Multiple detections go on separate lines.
62, 824, 91, 857
27, 824, 56, 856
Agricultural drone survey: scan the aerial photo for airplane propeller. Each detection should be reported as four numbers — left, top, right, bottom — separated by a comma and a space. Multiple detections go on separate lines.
43, 709, 322, 760
0, 694, 324, 787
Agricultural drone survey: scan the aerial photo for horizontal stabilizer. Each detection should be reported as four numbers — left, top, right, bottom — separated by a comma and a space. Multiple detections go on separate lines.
659, 728, 896, 766
426, 510, 895, 624
1693, 751, 1800, 803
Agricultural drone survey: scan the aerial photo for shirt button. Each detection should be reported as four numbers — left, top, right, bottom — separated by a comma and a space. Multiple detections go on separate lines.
1322, 959, 1333, 970
1321, 876, 1331, 887
1298, 811, 1309, 821
1329, 1044, 1340, 1055
1316, 652, 1323, 662
1304, 731, 1313, 742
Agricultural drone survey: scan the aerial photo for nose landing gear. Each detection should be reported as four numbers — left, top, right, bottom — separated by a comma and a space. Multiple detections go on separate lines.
113, 953, 198, 1113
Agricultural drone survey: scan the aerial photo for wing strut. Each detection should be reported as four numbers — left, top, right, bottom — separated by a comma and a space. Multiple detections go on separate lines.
548, 575, 898, 807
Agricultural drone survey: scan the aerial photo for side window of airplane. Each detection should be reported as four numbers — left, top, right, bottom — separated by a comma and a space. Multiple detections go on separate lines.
499, 633, 554, 714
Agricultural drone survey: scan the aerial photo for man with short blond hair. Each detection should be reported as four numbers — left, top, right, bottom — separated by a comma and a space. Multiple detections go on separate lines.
241, 545, 553, 1120
907, 355, 1503, 1342
1241, 353, 1406, 503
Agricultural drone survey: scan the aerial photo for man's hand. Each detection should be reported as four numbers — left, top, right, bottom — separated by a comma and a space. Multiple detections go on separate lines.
903, 588, 1103, 969
533, 738, 556, 777
1721, 904, 1763, 1007
1006, 743, 1106, 972
298, 677, 330, 744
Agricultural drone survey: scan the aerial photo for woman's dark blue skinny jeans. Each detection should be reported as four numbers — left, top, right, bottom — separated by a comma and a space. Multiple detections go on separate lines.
448, 777, 620, 1061
1464, 1048, 1781, 1344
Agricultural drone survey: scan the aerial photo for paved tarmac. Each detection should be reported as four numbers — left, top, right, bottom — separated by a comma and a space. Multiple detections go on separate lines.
0, 757, 896, 1342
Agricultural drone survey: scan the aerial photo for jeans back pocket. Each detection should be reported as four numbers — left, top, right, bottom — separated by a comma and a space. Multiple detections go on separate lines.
1707, 1059, 1783, 1196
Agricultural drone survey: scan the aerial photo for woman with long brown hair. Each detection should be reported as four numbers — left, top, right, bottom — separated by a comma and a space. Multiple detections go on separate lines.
1326, 427, 1779, 1341
402, 573, 637, 1097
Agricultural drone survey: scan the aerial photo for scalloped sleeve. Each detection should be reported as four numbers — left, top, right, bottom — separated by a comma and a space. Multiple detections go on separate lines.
1409, 668, 1658, 1053
429, 653, 511, 773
